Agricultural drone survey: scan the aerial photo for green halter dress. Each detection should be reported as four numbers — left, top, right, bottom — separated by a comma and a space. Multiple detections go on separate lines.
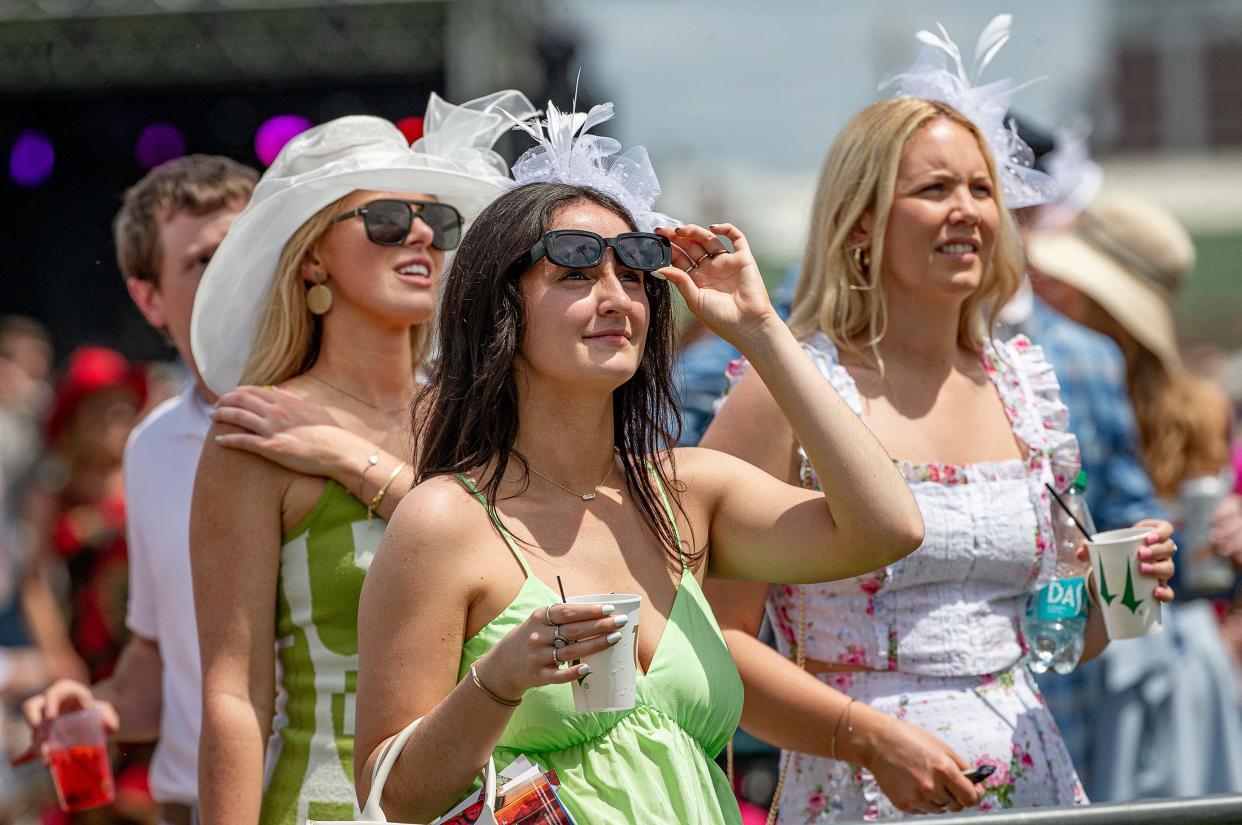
456, 474, 745, 824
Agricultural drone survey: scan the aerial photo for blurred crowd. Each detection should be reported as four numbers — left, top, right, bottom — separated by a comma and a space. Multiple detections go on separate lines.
1, 24, 1241, 825
0, 321, 184, 823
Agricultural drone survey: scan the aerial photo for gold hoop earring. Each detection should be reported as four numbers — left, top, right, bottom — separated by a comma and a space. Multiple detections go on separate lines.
848, 246, 873, 291
306, 270, 333, 315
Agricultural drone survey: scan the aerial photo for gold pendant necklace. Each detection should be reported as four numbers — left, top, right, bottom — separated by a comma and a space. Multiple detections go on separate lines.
525, 454, 616, 501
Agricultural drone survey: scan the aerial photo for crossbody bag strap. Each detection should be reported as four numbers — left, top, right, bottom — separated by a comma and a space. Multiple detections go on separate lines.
359, 717, 497, 822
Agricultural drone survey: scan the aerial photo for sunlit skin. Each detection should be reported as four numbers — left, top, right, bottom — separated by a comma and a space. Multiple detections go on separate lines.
308, 190, 445, 330
857, 119, 999, 304
126, 203, 245, 400
516, 207, 650, 394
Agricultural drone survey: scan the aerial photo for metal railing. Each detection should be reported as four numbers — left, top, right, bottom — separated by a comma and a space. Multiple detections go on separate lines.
836, 795, 1242, 825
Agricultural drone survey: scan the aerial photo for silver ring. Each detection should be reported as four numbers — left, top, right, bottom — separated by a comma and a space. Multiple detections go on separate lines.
693, 252, 711, 267
551, 646, 564, 666
552, 633, 569, 649
543, 605, 557, 627
708, 248, 728, 257
685, 262, 700, 273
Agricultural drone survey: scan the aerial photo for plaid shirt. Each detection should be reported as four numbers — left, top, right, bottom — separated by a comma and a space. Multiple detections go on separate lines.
1020, 299, 1169, 790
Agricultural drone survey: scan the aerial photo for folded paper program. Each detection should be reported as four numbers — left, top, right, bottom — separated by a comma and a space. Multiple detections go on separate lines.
437, 757, 576, 825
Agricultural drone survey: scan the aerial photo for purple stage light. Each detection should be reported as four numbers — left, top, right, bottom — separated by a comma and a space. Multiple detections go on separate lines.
255, 115, 313, 167
10, 130, 55, 188
136, 122, 187, 169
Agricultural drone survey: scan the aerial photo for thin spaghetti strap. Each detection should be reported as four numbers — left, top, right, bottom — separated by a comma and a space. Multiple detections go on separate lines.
453, 474, 533, 579
645, 460, 687, 573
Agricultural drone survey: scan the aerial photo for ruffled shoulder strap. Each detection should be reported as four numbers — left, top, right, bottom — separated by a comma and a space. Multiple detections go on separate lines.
716, 330, 865, 418
991, 334, 1081, 490
797, 331, 865, 417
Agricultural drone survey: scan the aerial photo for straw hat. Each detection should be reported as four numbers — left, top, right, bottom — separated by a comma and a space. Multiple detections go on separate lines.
1026, 195, 1195, 369
190, 90, 536, 395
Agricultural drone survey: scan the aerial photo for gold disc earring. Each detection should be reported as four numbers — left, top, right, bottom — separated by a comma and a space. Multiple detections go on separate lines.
306, 270, 333, 315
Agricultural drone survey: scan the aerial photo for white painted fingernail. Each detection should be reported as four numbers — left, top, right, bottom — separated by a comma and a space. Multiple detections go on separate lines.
577, 664, 592, 675
213, 435, 223, 444
600, 605, 616, 615
606, 631, 622, 644
613, 615, 629, 627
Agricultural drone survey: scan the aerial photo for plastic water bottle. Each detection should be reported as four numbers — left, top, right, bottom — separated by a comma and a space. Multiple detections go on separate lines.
1025, 471, 1096, 674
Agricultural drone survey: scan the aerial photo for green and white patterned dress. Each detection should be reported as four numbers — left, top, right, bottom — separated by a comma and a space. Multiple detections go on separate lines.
260, 480, 383, 825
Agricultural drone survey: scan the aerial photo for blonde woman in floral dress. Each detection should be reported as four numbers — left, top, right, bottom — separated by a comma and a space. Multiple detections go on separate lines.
703, 96, 1177, 821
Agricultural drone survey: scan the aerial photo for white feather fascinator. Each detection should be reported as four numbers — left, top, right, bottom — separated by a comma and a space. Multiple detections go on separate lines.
883, 14, 1057, 209
506, 99, 680, 232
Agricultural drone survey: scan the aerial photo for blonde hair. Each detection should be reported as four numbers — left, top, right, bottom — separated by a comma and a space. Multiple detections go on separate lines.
788, 98, 1025, 363
240, 197, 433, 386
1103, 327, 1230, 498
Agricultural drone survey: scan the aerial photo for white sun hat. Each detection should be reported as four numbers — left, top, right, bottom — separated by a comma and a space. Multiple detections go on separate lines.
191, 89, 536, 395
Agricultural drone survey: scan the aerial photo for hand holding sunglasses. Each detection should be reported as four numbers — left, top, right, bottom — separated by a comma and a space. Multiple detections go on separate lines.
653, 223, 776, 346
331, 198, 463, 251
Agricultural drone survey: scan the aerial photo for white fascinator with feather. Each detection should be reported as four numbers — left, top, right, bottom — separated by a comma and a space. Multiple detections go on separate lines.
505, 96, 679, 232
883, 14, 1057, 209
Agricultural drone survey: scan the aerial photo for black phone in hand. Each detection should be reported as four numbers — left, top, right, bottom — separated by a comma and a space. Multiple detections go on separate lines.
963, 765, 996, 783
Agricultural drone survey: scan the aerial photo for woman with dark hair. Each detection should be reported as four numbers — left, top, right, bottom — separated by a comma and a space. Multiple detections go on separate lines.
352, 108, 925, 824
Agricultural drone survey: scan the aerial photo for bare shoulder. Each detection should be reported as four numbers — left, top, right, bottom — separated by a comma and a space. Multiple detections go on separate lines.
712, 364, 781, 420
196, 420, 288, 494
699, 364, 796, 476
386, 474, 477, 542
374, 474, 495, 586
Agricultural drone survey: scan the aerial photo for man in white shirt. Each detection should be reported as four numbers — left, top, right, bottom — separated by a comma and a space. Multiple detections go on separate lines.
22, 155, 256, 825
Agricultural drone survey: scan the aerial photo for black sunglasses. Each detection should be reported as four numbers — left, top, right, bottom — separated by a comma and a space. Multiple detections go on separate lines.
519, 230, 672, 273
331, 198, 463, 251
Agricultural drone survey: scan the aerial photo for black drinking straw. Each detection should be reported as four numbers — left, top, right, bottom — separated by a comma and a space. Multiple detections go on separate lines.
1045, 482, 1094, 541
556, 575, 568, 603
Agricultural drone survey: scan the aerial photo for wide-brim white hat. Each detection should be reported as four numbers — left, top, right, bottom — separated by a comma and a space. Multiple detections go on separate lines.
1026, 195, 1195, 370
191, 90, 536, 395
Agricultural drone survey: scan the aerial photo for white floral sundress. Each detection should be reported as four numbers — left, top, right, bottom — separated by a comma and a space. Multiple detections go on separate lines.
731, 333, 1088, 822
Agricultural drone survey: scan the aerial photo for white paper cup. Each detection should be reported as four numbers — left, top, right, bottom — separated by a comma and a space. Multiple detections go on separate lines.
565, 594, 641, 712
1087, 527, 1163, 640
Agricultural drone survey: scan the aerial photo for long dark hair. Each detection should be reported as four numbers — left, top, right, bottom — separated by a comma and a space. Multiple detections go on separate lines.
414, 182, 692, 566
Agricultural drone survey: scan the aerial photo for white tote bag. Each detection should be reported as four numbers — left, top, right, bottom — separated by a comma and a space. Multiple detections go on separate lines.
308, 717, 498, 825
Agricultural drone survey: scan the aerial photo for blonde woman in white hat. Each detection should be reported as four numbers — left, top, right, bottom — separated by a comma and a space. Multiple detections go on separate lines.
188, 91, 535, 825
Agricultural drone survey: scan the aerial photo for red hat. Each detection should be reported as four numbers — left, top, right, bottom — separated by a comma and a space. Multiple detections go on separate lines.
44, 346, 147, 442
